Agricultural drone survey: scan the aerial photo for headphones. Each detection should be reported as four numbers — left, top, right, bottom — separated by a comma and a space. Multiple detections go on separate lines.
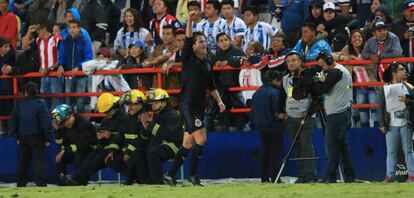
317, 51, 334, 66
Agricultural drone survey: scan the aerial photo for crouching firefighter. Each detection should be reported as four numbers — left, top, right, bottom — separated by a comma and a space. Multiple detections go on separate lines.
62, 93, 127, 185
141, 88, 183, 184
52, 104, 96, 185
107, 89, 152, 185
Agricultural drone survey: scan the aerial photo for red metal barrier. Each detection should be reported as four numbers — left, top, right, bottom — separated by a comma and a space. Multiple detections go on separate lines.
0, 57, 413, 121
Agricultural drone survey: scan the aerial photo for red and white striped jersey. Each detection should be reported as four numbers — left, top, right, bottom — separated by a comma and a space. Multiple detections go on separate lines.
149, 14, 181, 45
36, 34, 62, 70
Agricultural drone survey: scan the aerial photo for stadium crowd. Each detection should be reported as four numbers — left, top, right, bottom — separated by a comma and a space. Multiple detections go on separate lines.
1, 0, 414, 186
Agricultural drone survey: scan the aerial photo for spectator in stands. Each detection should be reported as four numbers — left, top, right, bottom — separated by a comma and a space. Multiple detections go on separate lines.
60, 8, 91, 42
78, 0, 109, 55
144, 24, 178, 88
213, 32, 245, 131
243, 6, 278, 51
0, 0, 18, 50
21, 21, 63, 110
24, 0, 54, 31
334, 30, 379, 128
199, 0, 225, 54
187, 0, 204, 32
379, 62, 414, 182
362, 18, 403, 81
235, 41, 265, 106
363, 0, 382, 39
58, 19, 93, 113
101, 0, 121, 45
391, 1, 414, 62
149, 0, 181, 45
0, 37, 14, 133
117, 40, 152, 90
354, 0, 374, 29
325, 0, 352, 20
317, 2, 349, 44
266, 32, 291, 72
221, 0, 246, 48
49, 0, 74, 27
13, 0, 32, 21
292, 22, 332, 62
304, 0, 325, 28
114, 8, 153, 58
250, 69, 286, 183
282, 51, 317, 183
140, 0, 156, 29
9, 82, 53, 187
280, 0, 311, 47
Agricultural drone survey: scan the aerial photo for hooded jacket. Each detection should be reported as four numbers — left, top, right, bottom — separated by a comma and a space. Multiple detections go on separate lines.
304, 0, 325, 27
292, 37, 333, 62
58, 30, 93, 71
59, 8, 92, 42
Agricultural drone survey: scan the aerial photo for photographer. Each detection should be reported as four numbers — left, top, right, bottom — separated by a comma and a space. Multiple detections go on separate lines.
283, 51, 317, 183
250, 70, 286, 183
314, 51, 356, 183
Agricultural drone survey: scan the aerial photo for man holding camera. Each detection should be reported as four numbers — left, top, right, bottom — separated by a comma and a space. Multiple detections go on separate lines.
314, 51, 355, 183
282, 51, 317, 183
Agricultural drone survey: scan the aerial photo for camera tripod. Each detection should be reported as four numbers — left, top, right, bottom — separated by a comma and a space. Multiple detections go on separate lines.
274, 101, 345, 183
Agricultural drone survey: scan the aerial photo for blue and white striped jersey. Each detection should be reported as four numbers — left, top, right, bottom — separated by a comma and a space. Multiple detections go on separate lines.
223, 16, 247, 41
200, 17, 226, 54
243, 21, 278, 51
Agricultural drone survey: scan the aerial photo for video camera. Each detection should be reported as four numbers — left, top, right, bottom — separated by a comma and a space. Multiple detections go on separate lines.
291, 65, 324, 101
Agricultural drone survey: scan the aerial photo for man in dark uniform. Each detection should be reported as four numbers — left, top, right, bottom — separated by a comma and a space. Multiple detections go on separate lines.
107, 89, 151, 185
62, 92, 127, 185
9, 82, 53, 187
52, 104, 96, 185
140, 88, 183, 184
164, 10, 226, 186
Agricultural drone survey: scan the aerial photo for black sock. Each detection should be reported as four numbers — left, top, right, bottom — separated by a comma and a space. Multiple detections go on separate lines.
190, 144, 204, 176
168, 146, 190, 178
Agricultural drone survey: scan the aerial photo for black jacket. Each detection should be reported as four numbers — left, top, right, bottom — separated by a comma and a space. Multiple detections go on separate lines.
9, 96, 53, 142
391, 18, 413, 57
55, 115, 96, 154
120, 109, 148, 156
214, 45, 245, 88
146, 105, 183, 149
80, 0, 108, 42
99, 109, 129, 153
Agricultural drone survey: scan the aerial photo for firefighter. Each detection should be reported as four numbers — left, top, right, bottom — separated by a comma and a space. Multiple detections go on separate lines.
62, 93, 127, 185
107, 89, 151, 185
140, 88, 183, 184
52, 104, 96, 185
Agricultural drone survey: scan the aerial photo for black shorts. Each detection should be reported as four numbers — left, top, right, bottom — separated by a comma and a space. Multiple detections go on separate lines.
180, 102, 205, 134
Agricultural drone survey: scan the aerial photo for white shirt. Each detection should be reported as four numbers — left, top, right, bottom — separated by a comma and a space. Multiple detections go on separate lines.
239, 68, 262, 103
200, 17, 226, 54
389, 83, 410, 127
223, 16, 246, 41
113, 27, 153, 56
244, 21, 278, 51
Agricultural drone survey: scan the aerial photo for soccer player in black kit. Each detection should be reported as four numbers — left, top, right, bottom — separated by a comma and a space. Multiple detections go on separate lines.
164, 10, 226, 186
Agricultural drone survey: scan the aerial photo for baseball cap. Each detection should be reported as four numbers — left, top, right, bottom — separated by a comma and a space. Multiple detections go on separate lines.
129, 40, 144, 48
403, 0, 414, 12
323, 2, 335, 11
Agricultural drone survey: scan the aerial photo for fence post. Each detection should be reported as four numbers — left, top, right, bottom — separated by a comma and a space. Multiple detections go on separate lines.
13, 77, 18, 95
157, 71, 163, 88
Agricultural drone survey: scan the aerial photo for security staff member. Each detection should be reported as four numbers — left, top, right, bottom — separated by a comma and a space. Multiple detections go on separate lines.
107, 89, 151, 185
314, 51, 356, 183
9, 82, 53, 187
63, 93, 127, 185
52, 104, 96, 185
141, 88, 183, 184
250, 70, 286, 183
164, 11, 225, 186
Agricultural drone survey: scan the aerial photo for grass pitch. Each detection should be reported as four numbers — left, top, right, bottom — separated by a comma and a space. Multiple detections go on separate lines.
0, 183, 413, 198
